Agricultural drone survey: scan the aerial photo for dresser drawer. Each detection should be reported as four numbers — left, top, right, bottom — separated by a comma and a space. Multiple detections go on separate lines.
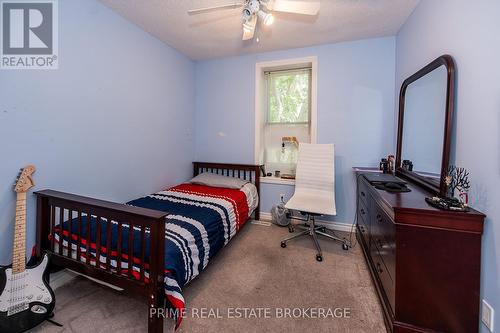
371, 244, 395, 313
357, 221, 369, 247
373, 207, 396, 280
373, 205, 395, 242
357, 199, 370, 245
358, 178, 370, 207
357, 198, 369, 226
372, 234, 395, 281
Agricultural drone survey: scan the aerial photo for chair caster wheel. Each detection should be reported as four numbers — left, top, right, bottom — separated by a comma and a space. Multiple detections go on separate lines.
316, 254, 323, 262
342, 243, 349, 251
288, 226, 294, 233
320, 227, 326, 232
281, 242, 287, 248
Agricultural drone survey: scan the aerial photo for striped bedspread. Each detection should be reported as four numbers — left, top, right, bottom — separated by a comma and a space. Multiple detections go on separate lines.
53, 183, 257, 327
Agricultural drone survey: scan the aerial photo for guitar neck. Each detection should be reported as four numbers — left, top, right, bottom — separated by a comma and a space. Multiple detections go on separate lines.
12, 192, 27, 274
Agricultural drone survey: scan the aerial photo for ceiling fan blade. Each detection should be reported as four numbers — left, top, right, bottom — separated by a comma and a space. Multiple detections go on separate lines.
188, 2, 244, 15
242, 15, 257, 41
269, 0, 320, 15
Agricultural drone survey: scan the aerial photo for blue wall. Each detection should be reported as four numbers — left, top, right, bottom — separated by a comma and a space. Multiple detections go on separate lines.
0, 0, 196, 264
195, 37, 396, 223
396, 1, 500, 330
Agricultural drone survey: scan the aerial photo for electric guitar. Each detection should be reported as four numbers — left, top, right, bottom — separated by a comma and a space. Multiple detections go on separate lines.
0, 166, 55, 333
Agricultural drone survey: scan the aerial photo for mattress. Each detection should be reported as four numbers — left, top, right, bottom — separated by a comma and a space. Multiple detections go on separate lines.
52, 182, 258, 327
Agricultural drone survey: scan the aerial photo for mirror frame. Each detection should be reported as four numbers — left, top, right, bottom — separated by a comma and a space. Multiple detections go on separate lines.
396, 55, 456, 196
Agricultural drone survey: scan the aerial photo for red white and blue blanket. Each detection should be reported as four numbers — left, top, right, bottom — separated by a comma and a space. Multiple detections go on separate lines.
53, 183, 253, 327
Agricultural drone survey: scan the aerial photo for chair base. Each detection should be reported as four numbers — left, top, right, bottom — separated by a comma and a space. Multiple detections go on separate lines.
280, 215, 348, 262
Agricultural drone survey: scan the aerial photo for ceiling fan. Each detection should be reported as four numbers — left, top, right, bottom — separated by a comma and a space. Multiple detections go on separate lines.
187, 0, 321, 41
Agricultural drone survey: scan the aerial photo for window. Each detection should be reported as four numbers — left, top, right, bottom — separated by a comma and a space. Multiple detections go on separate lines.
254, 59, 316, 179
267, 69, 311, 124
264, 68, 311, 174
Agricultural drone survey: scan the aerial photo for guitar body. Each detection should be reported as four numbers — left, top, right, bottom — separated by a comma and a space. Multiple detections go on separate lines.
0, 253, 55, 333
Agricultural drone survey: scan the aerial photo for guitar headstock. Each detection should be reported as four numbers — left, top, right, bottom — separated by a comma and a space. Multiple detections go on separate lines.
14, 165, 36, 193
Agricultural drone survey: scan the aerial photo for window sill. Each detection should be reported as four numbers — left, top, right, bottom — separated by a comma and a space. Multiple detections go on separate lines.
260, 176, 295, 186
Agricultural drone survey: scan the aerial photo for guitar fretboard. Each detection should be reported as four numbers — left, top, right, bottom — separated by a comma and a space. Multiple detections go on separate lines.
12, 192, 26, 274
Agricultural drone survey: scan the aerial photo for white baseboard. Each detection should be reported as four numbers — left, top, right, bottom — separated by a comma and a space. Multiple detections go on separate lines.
258, 212, 354, 233
75, 271, 124, 291
50, 269, 123, 291
50, 269, 78, 290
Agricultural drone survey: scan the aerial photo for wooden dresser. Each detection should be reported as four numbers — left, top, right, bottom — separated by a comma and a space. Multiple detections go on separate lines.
355, 172, 486, 333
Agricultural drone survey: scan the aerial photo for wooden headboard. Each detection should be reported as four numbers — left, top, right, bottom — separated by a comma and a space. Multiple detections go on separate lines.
192, 162, 262, 220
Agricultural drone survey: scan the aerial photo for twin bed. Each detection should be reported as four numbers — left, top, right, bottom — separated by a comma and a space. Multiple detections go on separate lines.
35, 162, 261, 333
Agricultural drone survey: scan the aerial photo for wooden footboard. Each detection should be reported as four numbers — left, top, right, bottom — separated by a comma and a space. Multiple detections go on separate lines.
35, 190, 168, 333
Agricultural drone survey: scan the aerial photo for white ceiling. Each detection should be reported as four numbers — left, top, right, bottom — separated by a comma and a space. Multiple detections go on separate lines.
99, 0, 420, 60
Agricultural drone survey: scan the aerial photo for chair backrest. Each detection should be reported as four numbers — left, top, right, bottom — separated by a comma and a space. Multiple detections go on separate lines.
294, 143, 335, 199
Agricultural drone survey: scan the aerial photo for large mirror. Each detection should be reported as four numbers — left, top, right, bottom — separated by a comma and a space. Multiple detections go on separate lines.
396, 55, 455, 196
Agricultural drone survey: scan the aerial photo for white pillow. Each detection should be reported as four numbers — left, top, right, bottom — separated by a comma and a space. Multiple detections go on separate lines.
189, 173, 249, 189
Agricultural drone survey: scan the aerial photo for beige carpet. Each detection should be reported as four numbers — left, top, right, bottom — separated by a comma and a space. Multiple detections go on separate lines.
30, 223, 386, 333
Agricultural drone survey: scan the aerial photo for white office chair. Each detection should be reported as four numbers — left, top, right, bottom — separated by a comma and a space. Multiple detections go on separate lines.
280, 143, 348, 261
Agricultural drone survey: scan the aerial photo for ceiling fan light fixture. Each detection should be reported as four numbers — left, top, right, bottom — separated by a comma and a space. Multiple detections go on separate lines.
242, 7, 252, 22
187, 0, 321, 42
258, 9, 274, 26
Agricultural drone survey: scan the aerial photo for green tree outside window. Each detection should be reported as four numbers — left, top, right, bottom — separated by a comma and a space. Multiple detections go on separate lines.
267, 69, 310, 124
